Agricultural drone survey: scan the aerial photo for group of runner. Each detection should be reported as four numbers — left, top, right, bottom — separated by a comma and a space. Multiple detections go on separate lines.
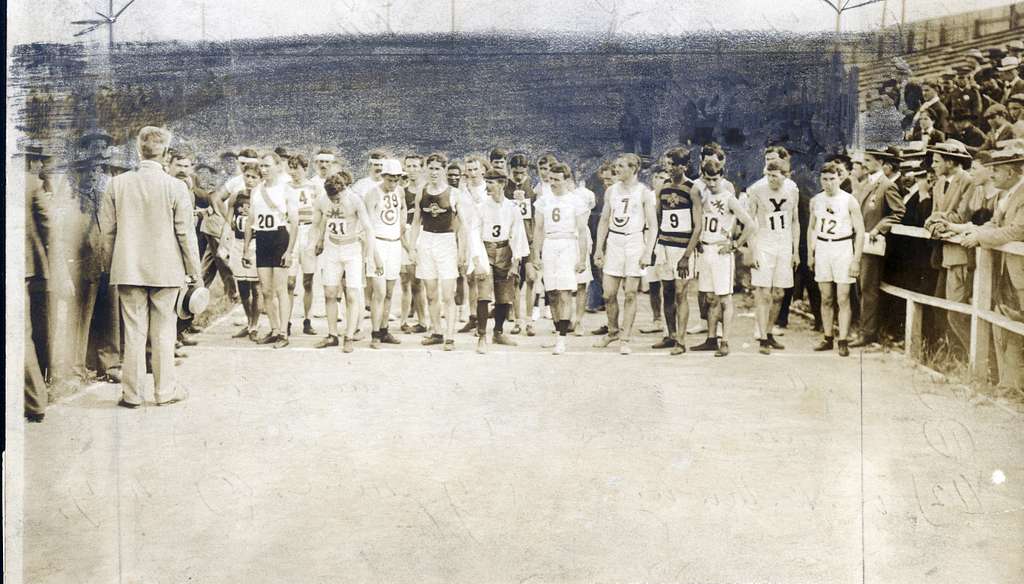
212, 144, 864, 356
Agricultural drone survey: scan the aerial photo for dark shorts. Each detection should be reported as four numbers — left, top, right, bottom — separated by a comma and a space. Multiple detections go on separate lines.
255, 227, 289, 268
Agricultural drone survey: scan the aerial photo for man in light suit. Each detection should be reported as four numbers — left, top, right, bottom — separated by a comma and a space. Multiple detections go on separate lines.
923, 140, 976, 351
944, 140, 1024, 390
99, 126, 201, 408
851, 147, 905, 347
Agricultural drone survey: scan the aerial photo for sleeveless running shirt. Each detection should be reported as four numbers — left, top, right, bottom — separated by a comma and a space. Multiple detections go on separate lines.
251, 181, 294, 232
371, 186, 403, 241
324, 198, 360, 246
419, 187, 456, 233
606, 182, 650, 235
292, 179, 318, 225
748, 179, 797, 243
700, 189, 738, 245
657, 181, 696, 248
811, 190, 856, 240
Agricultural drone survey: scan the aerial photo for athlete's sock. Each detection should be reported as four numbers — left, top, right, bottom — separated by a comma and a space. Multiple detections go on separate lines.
558, 319, 570, 337
476, 300, 490, 336
494, 303, 509, 334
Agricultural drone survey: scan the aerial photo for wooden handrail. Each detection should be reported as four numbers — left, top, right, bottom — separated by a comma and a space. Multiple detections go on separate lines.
890, 224, 1024, 257
880, 283, 1024, 336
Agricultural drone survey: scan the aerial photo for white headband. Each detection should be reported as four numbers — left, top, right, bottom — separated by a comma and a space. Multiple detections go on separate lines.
238, 156, 258, 164
315, 154, 337, 162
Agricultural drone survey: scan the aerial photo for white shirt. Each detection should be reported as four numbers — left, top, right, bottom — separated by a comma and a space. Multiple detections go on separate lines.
811, 190, 857, 240
351, 176, 381, 201
251, 179, 299, 231
367, 185, 404, 241
605, 181, 654, 235
537, 192, 588, 237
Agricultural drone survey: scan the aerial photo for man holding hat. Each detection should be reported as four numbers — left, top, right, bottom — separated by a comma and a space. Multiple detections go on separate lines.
99, 126, 201, 408
923, 139, 976, 350
938, 140, 1024, 390
850, 145, 905, 347
363, 159, 413, 348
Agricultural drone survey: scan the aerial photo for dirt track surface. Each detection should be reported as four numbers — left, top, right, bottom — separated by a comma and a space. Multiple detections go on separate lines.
24, 296, 1024, 584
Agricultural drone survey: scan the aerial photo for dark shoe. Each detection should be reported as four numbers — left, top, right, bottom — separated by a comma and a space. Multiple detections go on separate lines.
186, 325, 201, 335
175, 340, 183, 349
837, 340, 850, 357
412, 324, 428, 334
315, 335, 340, 348
758, 341, 771, 355
401, 323, 413, 334
26, 412, 45, 423
510, 323, 522, 335
156, 390, 189, 406
232, 327, 250, 339
443, 339, 455, 351
714, 340, 730, 357
248, 329, 259, 342
258, 332, 280, 345
651, 337, 676, 349
117, 399, 141, 409
492, 333, 518, 346
591, 325, 609, 336
689, 338, 718, 352
813, 337, 834, 352
370, 331, 381, 349
174, 349, 189, 359
380, 331, 401, 345
302, 319, 316, 335
273, 336, 290, 349
458, 318, 477, 334
422, 334, 444, 346
766, 335, 785, 350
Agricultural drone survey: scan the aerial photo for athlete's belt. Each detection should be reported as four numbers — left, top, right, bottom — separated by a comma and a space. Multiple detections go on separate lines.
375, 235, 401, 242
484, 240, 511, 249
609, 229, 641, 236
299, 220, 314, 226
817, 235, 854, 242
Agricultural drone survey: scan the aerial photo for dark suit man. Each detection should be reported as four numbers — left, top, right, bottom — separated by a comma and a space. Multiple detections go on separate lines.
851, 148, 906, 346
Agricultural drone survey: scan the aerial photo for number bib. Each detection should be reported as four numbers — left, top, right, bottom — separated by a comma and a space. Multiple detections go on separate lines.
660, 208, 692, 234
255, 212, 278, 231
296, 187, 315, 224
767, 211, 788, 233
516, 198, 532, 220
232, 214, 247, 237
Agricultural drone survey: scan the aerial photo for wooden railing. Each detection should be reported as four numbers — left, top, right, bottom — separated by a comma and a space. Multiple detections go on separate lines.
880, 225, 1024, 381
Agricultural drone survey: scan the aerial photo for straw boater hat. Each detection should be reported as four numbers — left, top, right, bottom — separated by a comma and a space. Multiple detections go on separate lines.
985, 139, 1024, 167
1007, 40, 1024, 52
14, 140, 52, 159
997, 56, 1021, 72
863, 145, 900, 162
927, 139, 973, 160
966, 48, 986, 61
176, 284, 210, 320
103, 146, 135, 172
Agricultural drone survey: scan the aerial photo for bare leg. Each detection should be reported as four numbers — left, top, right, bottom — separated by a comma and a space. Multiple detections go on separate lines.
258, 267, 279, 333
441, 278, 458, 340
602, 274, 623, 336
424, 279, 441, 336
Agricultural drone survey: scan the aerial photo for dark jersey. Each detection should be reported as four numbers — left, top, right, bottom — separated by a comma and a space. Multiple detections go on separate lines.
419, 187, 457, 233
656, 180, 696, 248
405, 183, 422, 225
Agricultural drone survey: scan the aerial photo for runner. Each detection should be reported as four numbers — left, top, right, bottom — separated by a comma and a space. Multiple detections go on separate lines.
226, 164, 263, 340
489, 148, 509, 174
569, 167, 597, 335
351, 149, 386, 199
506, 153, 538, 336
471, 168, 530, 353
310, 148, 338, 190
651, 147, 703, 354
592, 153, 658, 355
687, 143, 736, 338
285, 153, 325, 336
640, 164, 672, 335
809, 162, 865, 358
747, 157, 800, 355
523, 154, 559, 335
688, 157, 755, 357
241, 151, 300, 348
457, 155, 491, 334
363, 159, 413, 348
531, 163, 589, 355
312, 171, 382, 353
399, 154, 429, 334
212, 147, 259, 222
411, 153, 467, 350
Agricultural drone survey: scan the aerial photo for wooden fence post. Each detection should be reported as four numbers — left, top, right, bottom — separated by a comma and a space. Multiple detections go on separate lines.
969, 247, 994, 381
905, 298, 923, 361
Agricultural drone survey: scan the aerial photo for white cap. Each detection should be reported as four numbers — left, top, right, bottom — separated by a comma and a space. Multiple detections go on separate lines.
381, 159, 404, 176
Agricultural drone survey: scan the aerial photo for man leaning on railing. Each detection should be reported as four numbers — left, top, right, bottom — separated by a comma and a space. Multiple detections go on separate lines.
931, 139, 1024, 391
